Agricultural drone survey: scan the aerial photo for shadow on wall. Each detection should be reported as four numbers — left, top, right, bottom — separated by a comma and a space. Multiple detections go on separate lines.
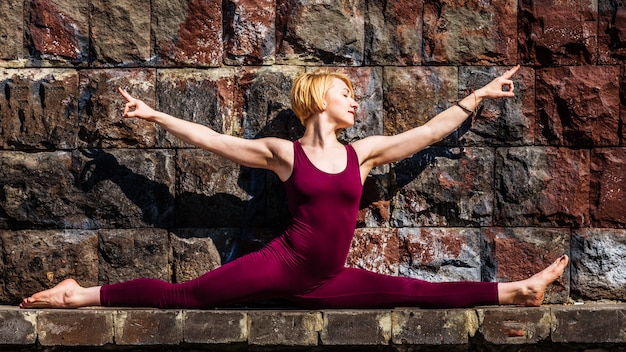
74, 108, 474, 263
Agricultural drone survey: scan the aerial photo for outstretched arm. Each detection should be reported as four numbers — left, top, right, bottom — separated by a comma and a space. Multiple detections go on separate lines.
118, 88, 293, 179
353, 65, 520, 170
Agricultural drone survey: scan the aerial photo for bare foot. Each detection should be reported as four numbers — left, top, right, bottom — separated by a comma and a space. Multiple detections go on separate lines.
498, 255, 569, 306
19, 279, 101, 309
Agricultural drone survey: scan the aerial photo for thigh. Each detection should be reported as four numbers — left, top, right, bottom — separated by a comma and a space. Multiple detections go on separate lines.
293, 267, 498, 309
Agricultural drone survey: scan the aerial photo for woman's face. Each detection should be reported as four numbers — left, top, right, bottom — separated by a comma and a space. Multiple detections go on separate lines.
322, 78, 359, 128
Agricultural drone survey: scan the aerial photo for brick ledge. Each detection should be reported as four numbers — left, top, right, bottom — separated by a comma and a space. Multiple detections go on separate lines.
1, 304, 625, 349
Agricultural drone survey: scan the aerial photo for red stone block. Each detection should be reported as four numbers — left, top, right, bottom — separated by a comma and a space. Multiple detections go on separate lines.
153, 0, 223, 67
598, 1, 626, 64
38, 310, 114, 346
224, 0, 276, 65
423, 0, 517, 65
519, 0, 597, 65
591, 148, 626, 227
536, 66, 621, 147
347, 228, 399, 275
27, 0, 89, 64
483, 227, 569, 303
495, 147, 590, 227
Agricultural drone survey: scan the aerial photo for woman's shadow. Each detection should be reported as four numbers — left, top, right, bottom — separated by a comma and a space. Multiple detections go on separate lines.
76, 108, 472, 264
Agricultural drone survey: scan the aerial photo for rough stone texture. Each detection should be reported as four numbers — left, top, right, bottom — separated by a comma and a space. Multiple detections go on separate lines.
590, 148, 626, 227
536, 66, 621, 147
551, 305, 626, 343
0, 69, 78, 150
391, 147, 494, 227
171, 233, 221, 283
598, 0, 626, 63
224, 0, 275, 65
90, 0, 151, 66
384, 66, 458, 140
423, 0, 517, 65
459, 66, 535, 147
276, 0, 365, 65
495, 147, 590, 227
519, 0, 598, 66
0, 308, 36, 344
157, 68, 237, 147
478, 307, 551, 345
114, 310, 183, 345
98, 229, 170, 285
78, 69, 157, 148
392, 309, 477, 345
571, 228, 626, 301
0, 230, 98, 304
174, 228, 241, 265
27, 0, 89, 65
483, 227, 570, 304
398, 228, 483, 282
321, 310, 391, 345
0, 0, 25, 62
183, 310, 247, 344
365, 0, 423, 66
153, 0, 223, 67
358, 165, 391, 228
347, 228, 399, 275
38, 310, 113, 346
248, 311, 322, 346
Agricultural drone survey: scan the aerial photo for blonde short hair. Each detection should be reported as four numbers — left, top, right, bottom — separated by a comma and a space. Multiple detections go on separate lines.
290, 68, 354, 124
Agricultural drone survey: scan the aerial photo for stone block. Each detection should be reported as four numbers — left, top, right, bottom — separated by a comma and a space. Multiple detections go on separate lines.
98, 229, 170, 285
174, 228, 241, 265
248, 311, 322, 346
598, 0, 626, 64
176, 149, 249, 228
77, 69, 157, 148
38, 309, 114, 346
365, 0, 422, 66
157, 68, 237, 147
114, 309, 183, 345
347, 228, 399, 275
423, 0, 517, 65
72, 149, 176, 229
477, 307, 551, 344
398, 228, 483, 282
90, 0, 151, 66
0, 69, 78, 150
27, 0, 89, 65
224, 0, 275, 65
495, 147, 589, 227
0, 0, 25, 63
551, 305, 626, 343
383, 66, 458, 140
358, 165, 391, 228
590, 148, 626, 227
153, 0, 222, 67
276, 0, 365, 65
0, 308, 37, 344
483, 227, 570, 304
184, 310, 247, 344
171, 234, 221, 283
536, 66, 621, 147
320, 310, 390, 345
391, 147, 494, 227
0, 230, 98, 304
392, 309, 477, 345
571, 229, 626, 301
519, 0, 597, 65
458, 66, 535, 147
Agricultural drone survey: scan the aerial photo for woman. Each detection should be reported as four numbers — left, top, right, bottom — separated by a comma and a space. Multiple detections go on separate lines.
20, 66, 568, 309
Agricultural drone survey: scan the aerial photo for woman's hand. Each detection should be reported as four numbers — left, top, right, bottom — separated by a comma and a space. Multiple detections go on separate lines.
475, 64, 520, 101
118, 87, 157, 121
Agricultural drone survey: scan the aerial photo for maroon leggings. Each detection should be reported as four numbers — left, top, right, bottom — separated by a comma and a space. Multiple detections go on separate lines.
100, 237, 498, 309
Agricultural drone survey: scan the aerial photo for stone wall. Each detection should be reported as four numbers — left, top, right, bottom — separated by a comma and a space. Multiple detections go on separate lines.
0, 0, 625, 306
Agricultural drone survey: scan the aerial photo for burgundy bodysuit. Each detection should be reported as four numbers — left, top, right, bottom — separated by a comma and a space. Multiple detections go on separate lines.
100, 141, 498, 308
